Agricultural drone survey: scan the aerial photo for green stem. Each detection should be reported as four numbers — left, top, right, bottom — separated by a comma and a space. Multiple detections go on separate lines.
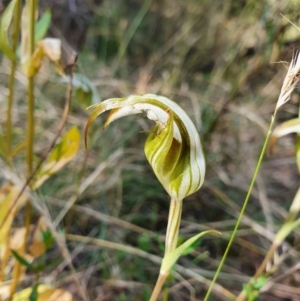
9, 1, 36, 299
6, 0, 22, 164
149, 198, 182, 301
149, 272, 168, 301
27, 76, 35, 173
204, 115, 276, 301
25, 0, 36, 287
25, 2, 36, 284
26, 0, 37, 174
165, 198, 182, 255
10, 1, 37, 299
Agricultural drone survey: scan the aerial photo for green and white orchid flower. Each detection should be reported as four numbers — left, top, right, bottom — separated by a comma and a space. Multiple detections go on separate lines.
85, 94, 210, 301
85, 93, 205, 201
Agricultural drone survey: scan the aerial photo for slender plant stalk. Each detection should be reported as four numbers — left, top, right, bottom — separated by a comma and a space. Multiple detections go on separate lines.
24, 0, 37, 277
149, 198, 182, 301
165, 199, 182, 255
2, 0, 22, 287
6, 0, 22, 165
24, 0, 37, 285
150, 273, 168, 301
26, 0, 37, 175
203, 115, 276, 301
27, 77, 35, 173
9, 1, 37, 299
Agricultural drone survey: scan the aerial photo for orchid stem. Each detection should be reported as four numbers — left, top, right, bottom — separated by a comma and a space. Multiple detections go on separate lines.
165, 198, 182, 255
149, 198, 182, 301
149, 272, 168, 301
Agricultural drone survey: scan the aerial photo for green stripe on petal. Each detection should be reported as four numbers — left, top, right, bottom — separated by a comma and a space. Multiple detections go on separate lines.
145, 112, 183, 196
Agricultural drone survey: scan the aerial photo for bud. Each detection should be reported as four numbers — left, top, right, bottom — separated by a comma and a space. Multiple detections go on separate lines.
85, 94, 205, 200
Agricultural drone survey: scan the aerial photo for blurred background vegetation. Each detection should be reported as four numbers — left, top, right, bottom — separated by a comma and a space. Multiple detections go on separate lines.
1, 0, 300, 300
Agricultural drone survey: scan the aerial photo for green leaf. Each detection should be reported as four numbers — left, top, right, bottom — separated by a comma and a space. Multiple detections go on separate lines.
29, 284, 38, 301
33, 126, 81, 189
180, 238, 201, 256
251, 276, 267, 290
11, 250, 36, 271
0, 0, 17, 60
34, 9, 51, 43
161, 230, 220, 273
41, 228, 55, 250
242, 283, 252, 296
243, 277, 267, 300
60, 73, 101, 106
